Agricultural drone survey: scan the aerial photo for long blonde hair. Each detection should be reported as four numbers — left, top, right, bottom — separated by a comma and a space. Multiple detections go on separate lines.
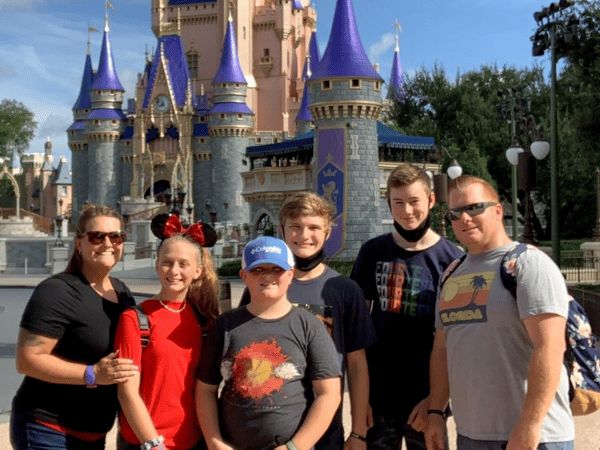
157, 235, 220, 323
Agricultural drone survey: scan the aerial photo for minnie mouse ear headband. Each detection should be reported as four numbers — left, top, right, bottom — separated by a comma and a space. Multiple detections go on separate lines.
151, 213, 217, 248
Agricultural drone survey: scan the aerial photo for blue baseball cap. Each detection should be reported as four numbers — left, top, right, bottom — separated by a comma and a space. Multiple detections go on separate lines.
242, 236, 295, 271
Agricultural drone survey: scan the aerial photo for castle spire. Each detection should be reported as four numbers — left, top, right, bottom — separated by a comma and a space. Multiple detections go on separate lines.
91, 13, 124, 91
312, 0, 382, 80
212, 6, 246, 84
302, 31, 320, 80
295, 82, 312, 123
388, 22, 405, 102
292, 0, 304, 11
73, 50, 94, 110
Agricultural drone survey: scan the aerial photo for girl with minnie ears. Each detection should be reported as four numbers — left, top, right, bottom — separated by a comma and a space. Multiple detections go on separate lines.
114, 214, 220, 450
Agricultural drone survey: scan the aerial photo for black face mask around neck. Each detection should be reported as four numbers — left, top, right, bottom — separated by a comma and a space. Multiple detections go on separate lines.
393, 214, 431, 243
294, 248, 326, 272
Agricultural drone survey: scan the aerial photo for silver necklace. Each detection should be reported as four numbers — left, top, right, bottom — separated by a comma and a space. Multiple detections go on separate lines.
159, 299, 187, 313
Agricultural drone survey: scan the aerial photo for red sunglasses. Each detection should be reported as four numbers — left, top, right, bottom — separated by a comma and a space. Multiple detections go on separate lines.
85, 231, 127, 245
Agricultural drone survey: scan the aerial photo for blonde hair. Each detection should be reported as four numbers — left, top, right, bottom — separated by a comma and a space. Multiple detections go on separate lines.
448, 175, 500, 203
386, 164, 432, 204
278, 191, 335, 234
157, 235, 220, 323
64, 204, 124, 274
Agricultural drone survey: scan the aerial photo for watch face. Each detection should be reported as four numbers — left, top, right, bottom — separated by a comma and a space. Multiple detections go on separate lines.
154, 95, 170, 113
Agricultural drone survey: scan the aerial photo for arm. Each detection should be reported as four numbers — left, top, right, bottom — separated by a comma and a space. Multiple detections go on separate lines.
275, 377, 342, 450
424, 330, 449, 450
344, 349, 369, 450
196, 380, 235, 450
118, 373, 164, 446
15, 328, 136, 385
506, 313, 567, 450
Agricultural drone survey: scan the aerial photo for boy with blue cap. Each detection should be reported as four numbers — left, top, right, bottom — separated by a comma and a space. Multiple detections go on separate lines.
196, 236, 342, 450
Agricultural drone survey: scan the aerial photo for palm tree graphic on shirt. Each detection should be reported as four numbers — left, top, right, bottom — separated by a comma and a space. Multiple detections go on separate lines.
469, 275, 487, 306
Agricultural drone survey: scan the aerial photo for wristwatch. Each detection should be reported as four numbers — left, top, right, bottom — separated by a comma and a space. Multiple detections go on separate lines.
140, 436, 164, 450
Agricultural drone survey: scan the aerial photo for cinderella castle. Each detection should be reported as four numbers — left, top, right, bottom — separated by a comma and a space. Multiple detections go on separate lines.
67, 0, 437, 258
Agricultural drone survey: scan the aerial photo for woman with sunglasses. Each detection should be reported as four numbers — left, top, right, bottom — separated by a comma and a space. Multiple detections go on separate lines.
11, 204, 138, 450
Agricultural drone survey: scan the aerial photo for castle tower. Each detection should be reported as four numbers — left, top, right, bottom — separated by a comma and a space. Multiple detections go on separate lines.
387, 31, 406, 103
207, 9, 253, 225
309, 0, 384, 258
68, 42, 94, 217
85, 15, 125, 208
40, 139, 54, 218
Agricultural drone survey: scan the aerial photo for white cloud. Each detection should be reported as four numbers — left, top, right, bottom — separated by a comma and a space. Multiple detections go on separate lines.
38, 115, 71, 139
368, 33, 395, 63
0, 61, 17, 79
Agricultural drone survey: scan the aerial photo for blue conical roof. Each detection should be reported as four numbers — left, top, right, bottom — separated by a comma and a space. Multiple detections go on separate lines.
292, 0, 303, 10
312, 0, 382, 80
296, 82, 312, 122
91, 19, 124, 91
73, 53, 94, 110
387, 41, 405, 102
212, 16, 246, 84
302, 31, 320, 80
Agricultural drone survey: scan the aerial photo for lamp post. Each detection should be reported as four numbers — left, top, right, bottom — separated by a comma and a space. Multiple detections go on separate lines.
54, 215, 64, 247
531, 0, 578, 264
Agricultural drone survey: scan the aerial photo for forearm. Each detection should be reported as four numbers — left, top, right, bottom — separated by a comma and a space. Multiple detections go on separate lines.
346, 350, 370, 436
196, 381, 232, 450
118, 382, 161, 444
428, 338, 449, 410
292, 377, 342, 450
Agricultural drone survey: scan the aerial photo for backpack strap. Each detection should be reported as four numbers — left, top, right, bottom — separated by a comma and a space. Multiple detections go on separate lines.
440, 254, 468, 289
499, 242, 529, 299
130, 305, 150, 348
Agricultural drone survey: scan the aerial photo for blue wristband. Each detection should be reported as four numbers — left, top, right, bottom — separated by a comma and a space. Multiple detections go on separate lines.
84, 365, 97, 388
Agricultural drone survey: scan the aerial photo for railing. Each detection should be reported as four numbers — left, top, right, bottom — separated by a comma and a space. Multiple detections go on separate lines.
561, 255, 600, 283
0, 208, 53, 234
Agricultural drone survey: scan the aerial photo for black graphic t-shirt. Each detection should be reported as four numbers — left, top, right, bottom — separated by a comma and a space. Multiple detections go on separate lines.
351, 234, 463, 418
198, 306, 341, 450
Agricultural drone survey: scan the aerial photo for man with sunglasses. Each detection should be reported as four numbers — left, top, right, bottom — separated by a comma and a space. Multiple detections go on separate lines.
351, 164, 462, 450
425, 175, 574, 450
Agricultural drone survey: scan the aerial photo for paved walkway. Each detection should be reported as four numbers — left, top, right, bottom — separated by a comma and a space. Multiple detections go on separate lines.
1, 272, 599, 449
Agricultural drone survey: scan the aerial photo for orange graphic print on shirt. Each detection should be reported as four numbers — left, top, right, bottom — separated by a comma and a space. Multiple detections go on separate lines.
222, 339, 300, 400
439, 271, 495, 326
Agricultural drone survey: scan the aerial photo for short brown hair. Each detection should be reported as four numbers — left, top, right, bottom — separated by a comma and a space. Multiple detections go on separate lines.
386, 164, 432, 204
448, 175, 500, 203
64, 204, 124, 274
278, 191, 335, 233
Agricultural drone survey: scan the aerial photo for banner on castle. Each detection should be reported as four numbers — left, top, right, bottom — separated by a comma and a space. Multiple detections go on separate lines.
316, 128, 346, 258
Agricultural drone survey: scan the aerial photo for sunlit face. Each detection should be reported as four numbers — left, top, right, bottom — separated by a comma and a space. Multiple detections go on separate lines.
155, 239, 202, 298
389, 181, 435, 230
76, 216, 123, 272
282, 215, 329, 259
448, 183, 503, 254
240, 263, 294, 303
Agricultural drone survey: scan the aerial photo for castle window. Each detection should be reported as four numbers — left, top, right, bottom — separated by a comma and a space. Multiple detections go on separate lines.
222, 83, 227, 89
237, 114, 243, 120
256, 138, 262, 143
374, 81, 381, 91
264, 48, 270, 57
94, 120, 100, 126
187, 51, 199, 78
111, 120, 117, 125
322, 80, 331, 90
200, 116, 206, 122
200, 138, 206, 144
350, 79, 361, 89
235, 83, 240, 88
243, 27, 246, 39
220, 114, 226, 120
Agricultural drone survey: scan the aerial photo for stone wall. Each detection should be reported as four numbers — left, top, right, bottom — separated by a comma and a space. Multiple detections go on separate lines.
1, 237, 73, 273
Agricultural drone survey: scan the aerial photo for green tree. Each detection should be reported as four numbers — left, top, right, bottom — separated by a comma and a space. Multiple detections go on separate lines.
0, 99, 37, 163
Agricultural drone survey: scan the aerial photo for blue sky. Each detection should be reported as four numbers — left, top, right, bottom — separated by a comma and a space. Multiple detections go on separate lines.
0, 0, 555, 167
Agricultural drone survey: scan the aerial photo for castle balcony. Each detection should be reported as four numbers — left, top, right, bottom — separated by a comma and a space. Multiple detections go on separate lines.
241, 164, 312, 201
258, 55, 274, 77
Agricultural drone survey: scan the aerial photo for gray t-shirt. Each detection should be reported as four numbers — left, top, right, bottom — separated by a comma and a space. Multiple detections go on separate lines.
198, 305, 341, 450
435, 244, 574, 442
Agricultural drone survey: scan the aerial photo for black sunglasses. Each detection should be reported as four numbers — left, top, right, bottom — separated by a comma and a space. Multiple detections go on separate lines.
446, 202, 497, 221
85, 231, 127, 245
